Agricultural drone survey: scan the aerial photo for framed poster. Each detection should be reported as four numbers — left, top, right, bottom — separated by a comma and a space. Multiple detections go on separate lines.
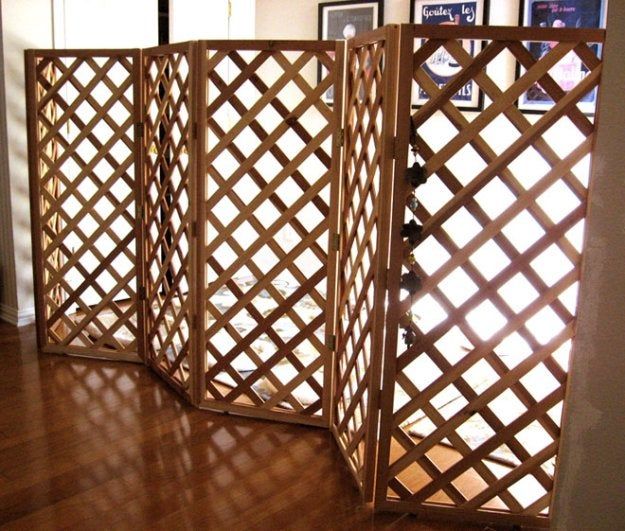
519, 0, 606, 113
318, 0, 383, 103
411, 0, 487, 110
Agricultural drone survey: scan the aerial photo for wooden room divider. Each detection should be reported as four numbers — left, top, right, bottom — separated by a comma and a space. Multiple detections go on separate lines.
26, 23, 606, 527
26, 49, 143, 363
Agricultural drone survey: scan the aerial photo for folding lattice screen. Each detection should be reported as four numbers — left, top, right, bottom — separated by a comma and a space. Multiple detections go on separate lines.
26, 49, 142, 363
26, 24, 605, 528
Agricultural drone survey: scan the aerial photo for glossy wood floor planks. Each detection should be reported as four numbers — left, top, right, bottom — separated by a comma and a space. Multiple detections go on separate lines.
0, 322, 488, 530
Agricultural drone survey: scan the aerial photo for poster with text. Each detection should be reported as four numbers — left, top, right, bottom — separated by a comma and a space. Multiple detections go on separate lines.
520, 0, 605, 113
411, 0, 486, 109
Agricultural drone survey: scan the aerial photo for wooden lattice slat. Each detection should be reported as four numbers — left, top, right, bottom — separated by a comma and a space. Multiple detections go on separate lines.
331, 26, 400, 499
143, 44, 196, 397
26, 50, 142, 362
197, 41, 341, 425
375, 24, 605, 527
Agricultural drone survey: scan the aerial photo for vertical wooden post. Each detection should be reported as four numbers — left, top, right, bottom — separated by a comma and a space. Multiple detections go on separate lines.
24, 50, 47, 350
193, 41, 208, 406
362, 23, 402, 502
187, 41, 198, 404
324, 40, 346, 427
373, 23, 416, 506
134, 48, 147, 363
187, 41, 201, 406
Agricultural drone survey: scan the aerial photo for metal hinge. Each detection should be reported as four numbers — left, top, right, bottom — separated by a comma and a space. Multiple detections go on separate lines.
139, 286, 147, 300
135, 122, 144, 138
375, 388, 383, 408
192, 122, 198, 139
191, 220, 198, 238
382, 268, 390, 291
326, 334, 336, 351
336, 129, 344, 147
392, 136, 400, 159
331, 232, 340, 252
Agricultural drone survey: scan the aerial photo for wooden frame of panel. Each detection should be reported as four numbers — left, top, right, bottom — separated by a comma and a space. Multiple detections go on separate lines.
142, 42, 198, 401
375, 24, 605, 528
196, 40, 342, 427
330, 24, 400, 500
26, 49, 143, 363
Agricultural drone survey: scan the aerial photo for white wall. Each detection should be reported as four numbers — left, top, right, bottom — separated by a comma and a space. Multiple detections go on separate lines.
0, 0, 157, 326
256, 0, 316, 39
0, 0, 54, 325
171, 0, 229, 41
170, 0, 254, 42
54, 0, 157, 48
0, 2, 17, 324
551, 1, 625, 529
229, 0, 255, 38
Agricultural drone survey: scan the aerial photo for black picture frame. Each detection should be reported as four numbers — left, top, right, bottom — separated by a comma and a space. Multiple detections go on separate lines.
518, 0, 606, 114
317, 0, 384, 104
410, 0, 488, 111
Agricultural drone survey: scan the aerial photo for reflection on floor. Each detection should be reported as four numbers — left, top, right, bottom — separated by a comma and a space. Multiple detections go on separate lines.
0, 321, 490, 529
66, 285, 556, 509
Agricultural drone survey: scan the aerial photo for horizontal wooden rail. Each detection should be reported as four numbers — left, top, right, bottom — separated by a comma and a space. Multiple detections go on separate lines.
200, 39, 337, 51
408, 23, 605, 43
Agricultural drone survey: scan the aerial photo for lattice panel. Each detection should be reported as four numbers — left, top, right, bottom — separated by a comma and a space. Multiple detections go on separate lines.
332, 28, 398, 498
376, 26, 605, 526
143, 45, 195, 395
198, 42, 339, 425
27, 51, 141, 362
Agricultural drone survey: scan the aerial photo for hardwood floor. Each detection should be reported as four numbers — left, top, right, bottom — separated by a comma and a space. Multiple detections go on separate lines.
0, 322, 493, 530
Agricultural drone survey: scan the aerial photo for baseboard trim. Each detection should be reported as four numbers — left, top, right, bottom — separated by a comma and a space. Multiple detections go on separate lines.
0, 303, 36, 327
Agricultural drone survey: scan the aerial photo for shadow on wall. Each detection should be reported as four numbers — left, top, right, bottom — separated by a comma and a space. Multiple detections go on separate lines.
0, 19, 16, 311
5, 31, 34, 311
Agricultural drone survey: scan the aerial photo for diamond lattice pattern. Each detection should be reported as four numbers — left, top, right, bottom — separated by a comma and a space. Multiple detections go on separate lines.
200, 45, 337, 421
332, 34, 391, 494
33, 53, 139, 358
379, 31, 603, 519
144, 48, 193, 391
